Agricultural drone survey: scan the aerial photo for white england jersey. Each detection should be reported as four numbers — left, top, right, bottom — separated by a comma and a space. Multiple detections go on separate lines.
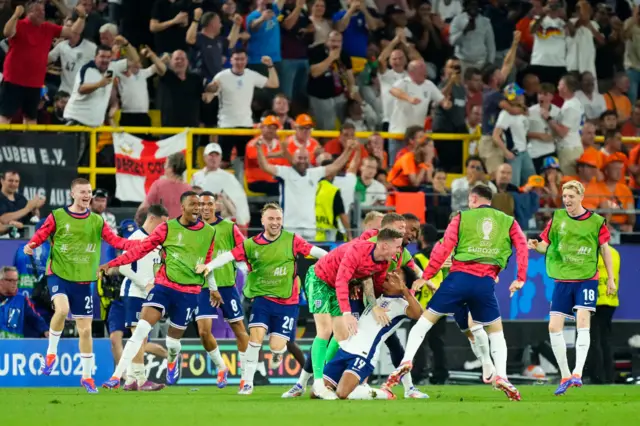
340, 296, 409, 365
119, 229, 161, 299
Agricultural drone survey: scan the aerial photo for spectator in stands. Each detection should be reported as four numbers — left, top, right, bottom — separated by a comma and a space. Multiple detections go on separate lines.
256, 138, 357, 239
622, 100, 640, 136
137, 152, 192, 220
580, 122, 603, 175
245, 115, 288, 196
50, 90, 70, 125
108, 0, 122, 26
150, 0, 190, 55
545, 74, 584, 176
272, 94, 295, 129
90, 188, 116, 231
388, 60, 450, 161
48, 17, 97, 94
464, 66, 483, 113
605, 72, 633, 123
492, 163, 520, 193
334, 0, 381, 60
308, 0, 331, 47
343, 98, 376, 132
284, 114, 320, 164
598, 130, 627, 184
280, 0, 313, 102
528, 83, 560, 173
315, 158, 353, 242
113, 62, 154, 129
355, 156, 387, 207
0, 170, 45, 234
600, 109, 619, 133
75, 0, 105, 44
0, 0, 13, 32
566, 1, 602, 79
563, 151, 599, 186
0, 266, 49, 338
325, 122, 367, 166
247, 0, 283, 80
377, 31, 412, 131
529, 0, 567, 85
484, 0, 518, 78
449, 0, 495, 74
191, 143, 251, 227
594, 4, 625, 92
362, 210, 383, 231
521, 73, 541, 108
64, 39, 138, 129
575, 71, 607, 123
540, 156, 562, 209
98, 23, 119, 57
332, 148, 360, 216
392, 125, 424, 163
365, 133, 387, 169
409, 2, 447, 81
213, 48, 279, 166
624, 8, 640, 104
308, 30, 356, 130
0, 2, 86, 125
387, 139, 436, 192
450, 156, 496, 211
434, 0, 462, 23
432, 57, 466, 172
425, 168, 452, 230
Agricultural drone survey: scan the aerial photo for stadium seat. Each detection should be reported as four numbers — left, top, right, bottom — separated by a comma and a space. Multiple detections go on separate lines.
389, 192, 426, 223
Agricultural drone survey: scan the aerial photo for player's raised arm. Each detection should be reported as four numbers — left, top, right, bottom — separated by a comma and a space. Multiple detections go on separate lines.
101, 223, 168, 271
293, 234, 328, 259
119, 263, 150, 292
198, 243, 246, 275
101, 222, 137, 250
24, 214, 55, 255
509, 220, 529, 283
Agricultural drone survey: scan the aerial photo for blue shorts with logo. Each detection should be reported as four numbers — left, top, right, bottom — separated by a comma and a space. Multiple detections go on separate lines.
550, 280, 598, 319
427, 271, 501, 326
144, 284, 198, 330
107, 299, 126, 334
248, 296, 299, 341
124, 296, 146, 328
195, 290, 219, 321
47, 275, 94, 318
218, 285, 244, 322
323, 348, 374, 387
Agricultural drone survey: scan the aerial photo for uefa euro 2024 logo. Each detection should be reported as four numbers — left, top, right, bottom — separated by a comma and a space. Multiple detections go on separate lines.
477, 217, 496, 247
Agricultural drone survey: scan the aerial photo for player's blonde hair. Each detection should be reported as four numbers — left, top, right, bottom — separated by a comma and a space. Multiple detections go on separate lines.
562, 180, 585, 196
261, 202, 283, 215
363, 211, 384, 227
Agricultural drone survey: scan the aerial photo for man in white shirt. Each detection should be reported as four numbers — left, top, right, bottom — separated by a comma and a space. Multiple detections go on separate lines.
256, 139, 358, 240
355, 156, 387, 207
528, 83, 561, 173
529, 0, 567, 85
542, 74, 585, 176
575, 71, 607, 122
116, 204, 168, 391
114, 58, 156, 127
48, 18, 97, 94
212, 48, 279, 166
190, 143, 251, 227
388, 59, 451, 162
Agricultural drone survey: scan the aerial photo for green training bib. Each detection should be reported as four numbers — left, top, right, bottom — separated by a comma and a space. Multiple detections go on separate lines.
162, 220, 215, 286
453, 208, 514, 269
243, 230, 296, 299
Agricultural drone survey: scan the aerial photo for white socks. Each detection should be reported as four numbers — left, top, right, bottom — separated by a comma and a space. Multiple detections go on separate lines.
47, 328, 62, 355
208, 347, 226, 370
114, 319, 152, 378
166, 336, 181, 364
574, 328, 590, 377
549, 331, 571, 379
239, 351, 246, 381
298, 368, 312, 388
80, 353, 93, 379
471, 325, 492, 365
401, 373, 414, 391
346, 386, 392, 400
244, 342, 261, 386
488, 331, 508, 379
125, 363, 146, 386
401, 316, 434, 363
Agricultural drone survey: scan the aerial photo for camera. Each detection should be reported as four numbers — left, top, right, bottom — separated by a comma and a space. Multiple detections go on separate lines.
105, 70, 113, 78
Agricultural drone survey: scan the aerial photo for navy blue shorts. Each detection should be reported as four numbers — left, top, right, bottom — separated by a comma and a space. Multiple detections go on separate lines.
427, 272, 501, 326
451, 304, 471, 331
323, 348, 374, 387
124, 296, 145, 328
195, 290, 219, 321
47, 275, 94, 318
248, 296, 299, 341
107, 299, 126, 334
350, 298, 365, 319
550, 280, 598, 319
144, 285, 198, 330
218, 286, 244, 322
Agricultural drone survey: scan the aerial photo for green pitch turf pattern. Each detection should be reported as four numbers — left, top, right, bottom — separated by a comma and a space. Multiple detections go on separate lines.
1, 385, 639, 426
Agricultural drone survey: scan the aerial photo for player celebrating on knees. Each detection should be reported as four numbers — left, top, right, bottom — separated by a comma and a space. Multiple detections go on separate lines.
323, 270, 423, 400
101, 191, 221, 389
383, 184, 528, 401
306, 228, 404, 399
527, 180, 616, 396
198, 192, 247, 388
196, 203, 327, 395
117, 204, 169, 391
24, 178, 136, 394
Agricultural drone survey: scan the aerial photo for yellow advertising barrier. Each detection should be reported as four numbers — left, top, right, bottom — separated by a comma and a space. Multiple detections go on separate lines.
1, 124, 638, 189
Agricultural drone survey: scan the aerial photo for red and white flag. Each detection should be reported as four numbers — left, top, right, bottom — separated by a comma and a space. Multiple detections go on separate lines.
113, 132, 186, 202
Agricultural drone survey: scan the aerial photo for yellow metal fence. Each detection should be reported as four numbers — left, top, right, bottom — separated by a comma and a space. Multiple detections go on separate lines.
1, 124, 638, 188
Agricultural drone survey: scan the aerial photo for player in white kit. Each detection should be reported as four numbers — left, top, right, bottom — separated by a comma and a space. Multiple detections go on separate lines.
322, 270, 423, 400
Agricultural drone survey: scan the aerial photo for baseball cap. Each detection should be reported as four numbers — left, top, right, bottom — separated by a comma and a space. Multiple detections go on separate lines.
261, 115, 281, 127
542, 156, 560, 170
603, 152, 627, 169
576, 152, 599, 168
503, 83, 524, 101
295, 114, 314, 127
93, 189, 108, 199
527, 175, 545, 188
204, 143, 222, 156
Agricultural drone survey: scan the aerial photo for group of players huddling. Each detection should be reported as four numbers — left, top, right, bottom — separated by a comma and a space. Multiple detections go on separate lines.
24, 177, 617, 400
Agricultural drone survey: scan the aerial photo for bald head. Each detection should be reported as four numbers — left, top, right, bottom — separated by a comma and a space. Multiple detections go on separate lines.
496, 163, 513, 186
408, 60, 427, 84
171, 49, 188, 73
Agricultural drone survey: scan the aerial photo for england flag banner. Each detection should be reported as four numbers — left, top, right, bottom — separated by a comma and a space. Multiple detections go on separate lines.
113, 132, 187, 202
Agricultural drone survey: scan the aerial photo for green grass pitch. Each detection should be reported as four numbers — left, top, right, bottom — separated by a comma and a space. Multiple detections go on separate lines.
1, 385, 639, 426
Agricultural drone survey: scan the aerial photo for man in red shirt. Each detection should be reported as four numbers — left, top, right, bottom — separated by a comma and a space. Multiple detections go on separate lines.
383, 184, 528, 401
0, 2, 86, 124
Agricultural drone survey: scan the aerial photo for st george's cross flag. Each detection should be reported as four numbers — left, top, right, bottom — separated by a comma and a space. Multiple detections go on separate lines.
112, 132, 186, 202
